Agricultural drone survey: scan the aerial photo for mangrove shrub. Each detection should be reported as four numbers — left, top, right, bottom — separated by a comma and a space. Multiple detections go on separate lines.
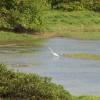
0, 0, 46, 32
0, 64, 71, 100
47, 0, 100, 11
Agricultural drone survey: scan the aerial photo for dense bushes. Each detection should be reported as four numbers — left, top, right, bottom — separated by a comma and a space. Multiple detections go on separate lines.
91, 1, 100, 12
0, 0, 46, 32
0, 65, 100, 100
0, 0, 100, 33
0, 64, 71, 100
48, 0, 100, 12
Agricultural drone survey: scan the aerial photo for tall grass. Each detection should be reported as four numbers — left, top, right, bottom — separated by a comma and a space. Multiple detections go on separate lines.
45, 10, 100, 40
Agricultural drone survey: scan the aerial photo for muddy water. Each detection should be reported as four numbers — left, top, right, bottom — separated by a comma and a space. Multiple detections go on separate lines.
0, 37, 100, 96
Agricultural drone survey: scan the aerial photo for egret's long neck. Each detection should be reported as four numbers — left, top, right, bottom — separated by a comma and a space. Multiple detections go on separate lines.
48, 47, 55, 54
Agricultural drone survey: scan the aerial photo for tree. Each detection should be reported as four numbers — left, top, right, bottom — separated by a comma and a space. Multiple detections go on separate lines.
0, 0, 46, 32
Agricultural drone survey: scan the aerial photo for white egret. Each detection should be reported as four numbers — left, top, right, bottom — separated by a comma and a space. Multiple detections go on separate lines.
48, 47, 60, 57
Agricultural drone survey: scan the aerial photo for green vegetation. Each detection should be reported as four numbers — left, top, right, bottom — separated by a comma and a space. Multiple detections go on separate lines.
45, 10, 100, 40
48, 0, 100, 12
64, 53, 100, 60
0, 0, 100, 99
0, 64, 71, 100
0, 64, 100, 100
0, 10, 100, 40
0, 31, 45, 45
0, 0, 46, 32
0, 0, 100, 34
73, 96, 100, 100
0, 0, 100, 40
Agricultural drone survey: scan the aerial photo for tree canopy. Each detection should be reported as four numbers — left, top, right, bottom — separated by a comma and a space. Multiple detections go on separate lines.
0, 0, 45, 32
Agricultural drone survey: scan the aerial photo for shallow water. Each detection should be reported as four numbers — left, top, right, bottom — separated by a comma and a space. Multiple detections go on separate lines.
0, 37, 100, 96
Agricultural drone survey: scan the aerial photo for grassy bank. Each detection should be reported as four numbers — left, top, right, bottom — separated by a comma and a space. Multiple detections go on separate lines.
0, 31, 46, 46
64, 53, 100, 60
73, 96, 100, 100
45, 10, 100, 40
0, 64, 100, 100
0, 10, 100, 42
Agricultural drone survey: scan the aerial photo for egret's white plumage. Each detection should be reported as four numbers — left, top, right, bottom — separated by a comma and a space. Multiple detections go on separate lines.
48, 47, 60, 57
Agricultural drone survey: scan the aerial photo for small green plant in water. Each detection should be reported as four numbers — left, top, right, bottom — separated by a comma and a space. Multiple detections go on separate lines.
64, 53, 100, 60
